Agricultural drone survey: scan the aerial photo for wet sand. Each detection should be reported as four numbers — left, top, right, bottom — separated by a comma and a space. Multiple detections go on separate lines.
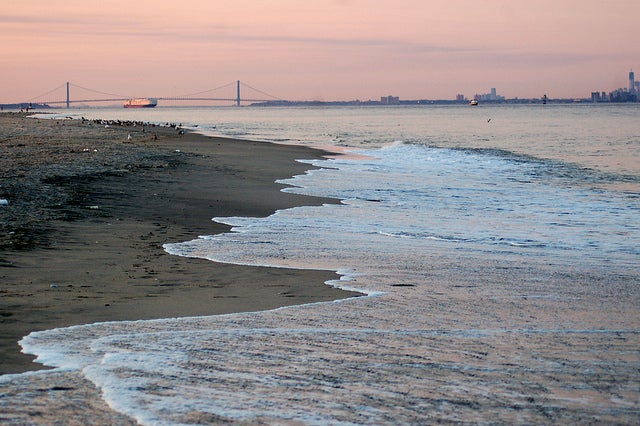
0, 112, 359, 375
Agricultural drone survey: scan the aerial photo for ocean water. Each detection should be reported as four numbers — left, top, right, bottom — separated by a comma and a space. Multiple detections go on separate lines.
8, 105, 640, 424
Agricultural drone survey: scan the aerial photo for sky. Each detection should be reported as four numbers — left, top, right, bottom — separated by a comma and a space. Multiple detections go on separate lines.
2, 0, 639, 103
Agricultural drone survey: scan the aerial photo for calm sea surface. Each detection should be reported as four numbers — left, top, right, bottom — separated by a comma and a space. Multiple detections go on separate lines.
11, 105, 640, 423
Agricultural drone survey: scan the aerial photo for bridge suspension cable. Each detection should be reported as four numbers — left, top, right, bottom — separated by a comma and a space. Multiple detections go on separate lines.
69, 83, 129, 99
241, 81, 282, 100
16, 80, 284, 107
175, 81, 237, 98
25, 83, 68, 103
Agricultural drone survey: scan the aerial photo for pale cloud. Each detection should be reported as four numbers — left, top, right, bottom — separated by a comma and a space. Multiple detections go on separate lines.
1, 0, 638, 102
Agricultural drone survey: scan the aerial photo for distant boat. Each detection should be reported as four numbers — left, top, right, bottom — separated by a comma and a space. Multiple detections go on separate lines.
470, 99, 478, 106
123, 98, 158, 108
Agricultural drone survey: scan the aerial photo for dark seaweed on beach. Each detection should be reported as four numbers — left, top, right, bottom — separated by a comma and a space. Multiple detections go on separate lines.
0, 114, 182, 251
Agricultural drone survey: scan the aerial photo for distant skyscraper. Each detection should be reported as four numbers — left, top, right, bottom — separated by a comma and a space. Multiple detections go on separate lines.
380, 95, 399, 105
629, 70, 635, 94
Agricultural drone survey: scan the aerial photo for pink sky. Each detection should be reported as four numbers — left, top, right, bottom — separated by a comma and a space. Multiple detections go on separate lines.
2, 0, 638, 103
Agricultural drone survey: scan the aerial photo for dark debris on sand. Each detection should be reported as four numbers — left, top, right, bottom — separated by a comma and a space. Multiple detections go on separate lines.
0, 113, 183, 252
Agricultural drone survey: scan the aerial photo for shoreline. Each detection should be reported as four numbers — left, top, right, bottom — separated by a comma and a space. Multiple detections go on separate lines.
1, 110, 638, 424
0, 112, 360, 375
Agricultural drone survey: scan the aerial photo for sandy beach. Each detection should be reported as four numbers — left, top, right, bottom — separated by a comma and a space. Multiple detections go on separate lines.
0, 112, 359, 375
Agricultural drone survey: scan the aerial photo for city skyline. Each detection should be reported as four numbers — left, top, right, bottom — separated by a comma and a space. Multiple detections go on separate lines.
2, 0, 639, 103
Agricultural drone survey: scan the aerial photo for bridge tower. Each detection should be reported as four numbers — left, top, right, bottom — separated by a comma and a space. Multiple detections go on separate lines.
236, 80, 241, 107
66, 82, 70, 109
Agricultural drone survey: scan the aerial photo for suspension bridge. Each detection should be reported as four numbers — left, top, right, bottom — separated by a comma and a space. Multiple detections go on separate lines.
17, 81, 284, 108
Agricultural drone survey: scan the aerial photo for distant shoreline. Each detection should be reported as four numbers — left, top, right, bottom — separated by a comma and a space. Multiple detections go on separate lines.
3, 96, 639, 111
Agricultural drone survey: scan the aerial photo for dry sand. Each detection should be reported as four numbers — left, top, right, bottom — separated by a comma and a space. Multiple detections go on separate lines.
0, 112, 359, 375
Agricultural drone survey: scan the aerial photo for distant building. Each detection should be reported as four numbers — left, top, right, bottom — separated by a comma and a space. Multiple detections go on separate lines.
380, 96, 400, 105
456, 94, 466, 102
589, 70, 638, 103
474, 88, 505, 102
609, 88, 636, 102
